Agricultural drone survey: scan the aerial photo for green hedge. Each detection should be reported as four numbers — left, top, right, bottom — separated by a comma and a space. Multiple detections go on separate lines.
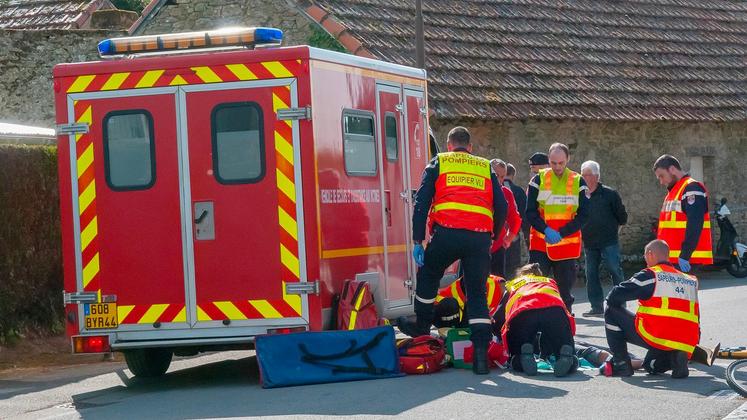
0, 145, 62, 343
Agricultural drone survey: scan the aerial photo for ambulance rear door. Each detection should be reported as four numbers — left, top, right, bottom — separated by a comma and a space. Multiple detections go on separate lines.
180, 79, 309, 330
64, 88, 189, 333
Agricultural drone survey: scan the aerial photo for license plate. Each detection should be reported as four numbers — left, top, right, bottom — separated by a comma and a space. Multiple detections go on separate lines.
84, 303, 117, 330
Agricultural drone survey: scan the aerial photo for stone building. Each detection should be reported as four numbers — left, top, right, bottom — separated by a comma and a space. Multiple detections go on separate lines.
0, 0, 116, 29
2, 0, 747, 257
127, 0, 747, 257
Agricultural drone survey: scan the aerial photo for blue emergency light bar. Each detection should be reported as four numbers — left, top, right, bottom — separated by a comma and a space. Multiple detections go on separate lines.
97, 27, 283, 57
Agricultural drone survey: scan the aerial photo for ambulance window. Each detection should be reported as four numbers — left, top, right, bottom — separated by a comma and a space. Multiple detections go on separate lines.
385, 113, 398, 161
212, 102, 264, 184
103, 110, 155, 191
343, 111, 376, 176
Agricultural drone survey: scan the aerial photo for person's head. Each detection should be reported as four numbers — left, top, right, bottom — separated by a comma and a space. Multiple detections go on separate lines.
652, 154, 685, 189
446, 126, 472, 152
491, 158, 507, 182
528, 152, 549, 175
515, 263, 543, 278
433, 297, 461, 328
548, 143, 570, 177
644, 239, 670, 267
581, 160, 600, 191
506, 163, 517, 181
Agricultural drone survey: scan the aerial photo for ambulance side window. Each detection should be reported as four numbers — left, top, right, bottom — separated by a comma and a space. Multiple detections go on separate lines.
342, 110, 377, 176
103, 110, 155, 191
385, 113, 398, 161
212, 102, 264, 184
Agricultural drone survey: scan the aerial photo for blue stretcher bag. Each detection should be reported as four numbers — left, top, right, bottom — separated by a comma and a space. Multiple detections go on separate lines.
255, 325, 403, 388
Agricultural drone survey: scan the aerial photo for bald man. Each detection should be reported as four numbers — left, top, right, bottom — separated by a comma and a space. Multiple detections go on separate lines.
602, 240, 700, 379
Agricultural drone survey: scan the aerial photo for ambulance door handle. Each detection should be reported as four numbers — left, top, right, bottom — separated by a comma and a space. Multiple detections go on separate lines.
385, 191, 392, 227
194, 210, 208, 224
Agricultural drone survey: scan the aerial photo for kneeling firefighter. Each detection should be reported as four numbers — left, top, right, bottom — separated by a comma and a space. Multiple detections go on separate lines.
398, 126, 507, 375
492, 263, 578, 377
603, 239, 700, 378
433, 274, 504, 328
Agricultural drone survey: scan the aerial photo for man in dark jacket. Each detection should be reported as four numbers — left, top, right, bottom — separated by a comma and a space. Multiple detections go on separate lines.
504, 163, 526, 277
580, 160, 628, 316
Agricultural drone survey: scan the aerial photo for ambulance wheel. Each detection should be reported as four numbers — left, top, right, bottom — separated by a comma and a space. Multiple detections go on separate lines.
727, 255, 747, 278
124, 348, 173, 378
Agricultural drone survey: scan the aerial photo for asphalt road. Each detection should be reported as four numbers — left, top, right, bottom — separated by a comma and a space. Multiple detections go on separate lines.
2, 271, 747, 420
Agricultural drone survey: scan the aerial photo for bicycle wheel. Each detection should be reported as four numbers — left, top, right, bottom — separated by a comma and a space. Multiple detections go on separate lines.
726, 360, 747, 397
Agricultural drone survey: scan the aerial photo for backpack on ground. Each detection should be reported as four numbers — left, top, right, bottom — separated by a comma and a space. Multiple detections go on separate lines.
336, 279, 387, 330
397, 335, 446, 374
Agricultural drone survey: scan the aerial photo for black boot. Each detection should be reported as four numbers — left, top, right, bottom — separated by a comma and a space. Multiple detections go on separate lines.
670, 351, 689, 379
472, 343, 490, 375
601, 356, 633, 377
396, 316, 429, 338
520, 343, 538, 376
553, 345, 578, 377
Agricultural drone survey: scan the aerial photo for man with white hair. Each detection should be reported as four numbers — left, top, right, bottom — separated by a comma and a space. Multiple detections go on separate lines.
580, 160, 628, 317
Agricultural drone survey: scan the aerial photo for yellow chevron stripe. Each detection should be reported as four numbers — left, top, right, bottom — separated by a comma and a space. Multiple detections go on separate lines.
274, 131, 294, 165
77, 142, 94, 178
79, 180, 96, 215
226, 63, 258, 80
77, 105, 93, 124
214, 301, 248, 320
280, 244, 300, 278
250, 300, 283, 318
276, 169, 296, 203
272, 93, 289, 113
138, 304, 169, 324
101, 72, 130, 91
80, 216, 98, 251
192, 66, 222, 83
277, 206, 298, 240
135, 70, 165, 88
169, 75, 188, 86
196, 306, 211, 321
82, 252, 100, 287
282, 281, 302, 315
68, 75, 96, 93
117, 305, 135, 323
171, 307, 187, 323
262, 61, 294, 78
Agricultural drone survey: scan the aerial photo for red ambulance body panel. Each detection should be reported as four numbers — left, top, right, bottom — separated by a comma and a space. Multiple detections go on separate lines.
54, 42, 430, 364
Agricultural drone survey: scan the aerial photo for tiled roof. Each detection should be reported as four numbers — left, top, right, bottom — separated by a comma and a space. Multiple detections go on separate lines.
0, 0, 114, 30
305, 0, 747, 121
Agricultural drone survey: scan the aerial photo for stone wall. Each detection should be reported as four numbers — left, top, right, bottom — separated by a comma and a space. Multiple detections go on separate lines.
137, 0, 315, 47
431, 119, 747, 259
0, 29, 125, 128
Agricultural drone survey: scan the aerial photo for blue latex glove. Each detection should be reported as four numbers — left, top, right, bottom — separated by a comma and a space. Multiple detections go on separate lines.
413, 244, 425, 267
678, 258, 691, 273
544, 227, 562, 245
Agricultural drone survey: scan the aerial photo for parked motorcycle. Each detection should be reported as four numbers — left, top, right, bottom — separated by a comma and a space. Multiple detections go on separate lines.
713, 198, 747, 278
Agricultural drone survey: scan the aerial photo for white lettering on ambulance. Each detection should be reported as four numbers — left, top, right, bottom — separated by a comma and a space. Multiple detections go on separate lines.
320, 189, 381, 204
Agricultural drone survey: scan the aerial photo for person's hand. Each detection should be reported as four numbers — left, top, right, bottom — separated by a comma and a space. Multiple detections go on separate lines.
413, 244, 425, 267
678, 258, 691, 273
544, 227, 562, 245
502, 234, 512, 249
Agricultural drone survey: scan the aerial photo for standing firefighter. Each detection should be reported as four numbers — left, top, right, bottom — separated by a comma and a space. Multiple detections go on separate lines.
653, 154, 713, 272
525, 143, 589, 312
399, 126, 507, 375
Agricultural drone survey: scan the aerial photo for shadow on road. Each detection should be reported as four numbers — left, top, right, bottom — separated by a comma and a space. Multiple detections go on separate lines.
71, 355, 582, 418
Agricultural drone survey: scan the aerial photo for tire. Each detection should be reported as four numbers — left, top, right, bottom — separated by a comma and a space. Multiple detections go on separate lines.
727, 360, 747, 397
124, 348, 173, 378
726, 255, 747, 278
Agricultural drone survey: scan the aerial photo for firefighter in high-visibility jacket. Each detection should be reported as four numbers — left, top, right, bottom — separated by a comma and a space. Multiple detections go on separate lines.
525, 143, 589, 312
602, 239, 699, 378
653, 154, 713, 272
492, 263, 578, 377
399, 126, 507, 375
433, 275, 504, 328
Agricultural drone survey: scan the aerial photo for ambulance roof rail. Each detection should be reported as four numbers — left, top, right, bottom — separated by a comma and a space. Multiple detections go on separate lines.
97, 27, 283, 58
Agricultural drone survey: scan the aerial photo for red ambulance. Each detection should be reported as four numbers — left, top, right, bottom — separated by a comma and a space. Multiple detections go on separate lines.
54, 28, 436, 377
